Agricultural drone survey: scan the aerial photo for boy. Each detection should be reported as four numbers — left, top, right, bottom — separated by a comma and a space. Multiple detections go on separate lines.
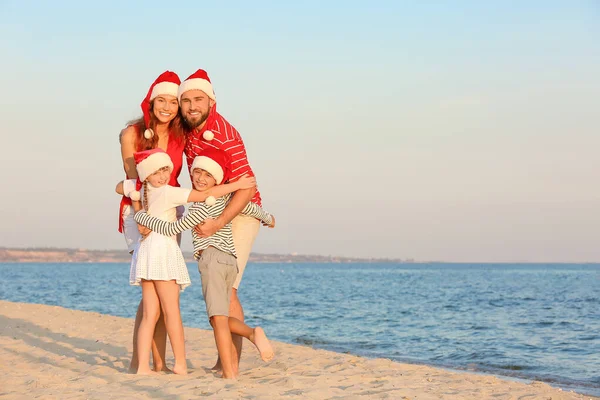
134, 147, 274, 379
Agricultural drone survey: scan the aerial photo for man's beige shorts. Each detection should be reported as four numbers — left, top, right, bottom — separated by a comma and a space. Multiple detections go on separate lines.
198, 247, 238, 318
231, 214, 261, 290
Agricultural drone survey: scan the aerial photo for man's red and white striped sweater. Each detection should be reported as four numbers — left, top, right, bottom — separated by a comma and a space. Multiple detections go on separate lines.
185, 105, 262, 206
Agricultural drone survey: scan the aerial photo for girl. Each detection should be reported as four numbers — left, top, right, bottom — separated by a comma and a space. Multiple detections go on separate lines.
118, 70, 185, 373
116, 148, 256, 375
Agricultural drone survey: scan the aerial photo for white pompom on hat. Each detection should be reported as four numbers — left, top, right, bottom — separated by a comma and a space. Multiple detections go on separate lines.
205, 196, 216, 206
129, 189, 141, 201
134, 148, 174, 182
203, 130, 214, 141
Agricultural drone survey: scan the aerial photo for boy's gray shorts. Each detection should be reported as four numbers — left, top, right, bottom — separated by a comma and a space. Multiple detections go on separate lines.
198, 246, 238, 318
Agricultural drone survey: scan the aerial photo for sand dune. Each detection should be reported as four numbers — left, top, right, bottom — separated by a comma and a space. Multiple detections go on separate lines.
0, 300, 596, 399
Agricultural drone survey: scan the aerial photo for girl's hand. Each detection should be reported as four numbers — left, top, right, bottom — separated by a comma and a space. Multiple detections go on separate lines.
235, 174, 257, 190
262, 215, 276, 228
137, 224, 151, 238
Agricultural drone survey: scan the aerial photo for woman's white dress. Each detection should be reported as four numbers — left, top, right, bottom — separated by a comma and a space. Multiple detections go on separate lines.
129, 183, 191, 291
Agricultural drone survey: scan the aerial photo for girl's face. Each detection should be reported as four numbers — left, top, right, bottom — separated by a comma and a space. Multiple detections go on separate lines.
152, 95, 179, 124
147, 166, 171, 188
192, 168, 217, 191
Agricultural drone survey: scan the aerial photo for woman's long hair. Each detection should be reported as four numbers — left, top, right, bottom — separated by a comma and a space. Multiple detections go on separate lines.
127, 100, 185, 151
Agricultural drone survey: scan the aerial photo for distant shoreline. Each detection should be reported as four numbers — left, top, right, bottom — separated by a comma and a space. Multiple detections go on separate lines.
0, 247, 413, 264
1, 247, 597, 264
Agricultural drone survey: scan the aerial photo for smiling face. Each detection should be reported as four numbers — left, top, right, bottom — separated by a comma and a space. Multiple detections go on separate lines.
191, 168, 217, 191
152, 95, 179, 124
180, 90, 215, 130
146, 166, 171, 188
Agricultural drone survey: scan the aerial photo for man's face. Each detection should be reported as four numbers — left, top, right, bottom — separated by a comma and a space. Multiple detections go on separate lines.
180, 90, 214, 129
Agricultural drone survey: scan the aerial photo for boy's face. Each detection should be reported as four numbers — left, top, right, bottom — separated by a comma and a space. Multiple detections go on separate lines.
192, 168, 217, 190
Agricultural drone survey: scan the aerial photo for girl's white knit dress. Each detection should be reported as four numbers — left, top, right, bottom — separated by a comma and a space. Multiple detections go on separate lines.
129, 182, 191, 291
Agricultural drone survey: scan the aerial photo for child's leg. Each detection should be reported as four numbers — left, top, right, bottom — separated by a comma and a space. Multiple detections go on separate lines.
136, 280, 161, 374
228, 317, 274, 362
129, 300, 169, 373
210, 315, 236, 379
154, 280, 187, 375
152, 310, 169, 372
129, 300, 143, 373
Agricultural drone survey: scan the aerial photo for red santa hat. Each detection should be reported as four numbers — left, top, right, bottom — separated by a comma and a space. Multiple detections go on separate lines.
177, 69, 216, 102
190, 147, 231, 185
134, 148, 174, 183
141, 71, 181, 139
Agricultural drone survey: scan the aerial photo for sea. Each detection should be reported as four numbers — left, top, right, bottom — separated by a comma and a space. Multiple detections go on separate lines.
1, 262, 598, 396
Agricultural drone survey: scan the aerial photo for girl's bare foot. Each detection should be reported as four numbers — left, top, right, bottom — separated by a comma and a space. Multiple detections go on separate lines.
250, 327, 274, 362
172, 363, 188, 375
136, 367, 157, 375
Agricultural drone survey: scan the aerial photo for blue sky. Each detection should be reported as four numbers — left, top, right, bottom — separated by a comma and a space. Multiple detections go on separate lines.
1, 1, 598, 261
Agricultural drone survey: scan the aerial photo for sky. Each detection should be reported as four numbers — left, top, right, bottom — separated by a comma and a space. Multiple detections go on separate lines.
1, 1, 599, 262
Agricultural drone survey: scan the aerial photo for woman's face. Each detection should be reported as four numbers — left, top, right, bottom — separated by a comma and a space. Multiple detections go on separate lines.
152, 95, 179, 124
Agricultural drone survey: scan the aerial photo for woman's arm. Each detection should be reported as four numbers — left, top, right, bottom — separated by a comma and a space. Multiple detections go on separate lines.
187, 174, 256, 203
134, 205, 209, 236
116, 181, 124, 195
119, 126, 138, 179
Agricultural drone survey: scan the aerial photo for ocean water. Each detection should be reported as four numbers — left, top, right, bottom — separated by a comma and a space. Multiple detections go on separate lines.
1, 262, 598, 396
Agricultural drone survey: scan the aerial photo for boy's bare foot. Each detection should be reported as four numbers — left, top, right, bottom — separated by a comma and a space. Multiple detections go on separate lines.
250, 327, 274, 362
172, 363, 188, 375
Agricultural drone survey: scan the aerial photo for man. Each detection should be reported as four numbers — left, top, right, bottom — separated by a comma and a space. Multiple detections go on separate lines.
177, 69, 265, 372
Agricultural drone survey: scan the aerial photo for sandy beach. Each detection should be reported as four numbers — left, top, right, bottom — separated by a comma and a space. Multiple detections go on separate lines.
0, 300, 596, 400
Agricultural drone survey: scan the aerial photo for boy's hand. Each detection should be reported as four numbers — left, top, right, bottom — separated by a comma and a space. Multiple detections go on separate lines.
235, 174, 256, 190
262, 215, 276, 228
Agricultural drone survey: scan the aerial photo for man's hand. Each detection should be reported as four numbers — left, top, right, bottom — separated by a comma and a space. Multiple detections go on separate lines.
137, 224, 151, 239
194, 218, 224, 238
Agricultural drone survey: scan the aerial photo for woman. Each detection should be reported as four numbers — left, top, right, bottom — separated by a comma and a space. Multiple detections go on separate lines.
118, 70, 186, 373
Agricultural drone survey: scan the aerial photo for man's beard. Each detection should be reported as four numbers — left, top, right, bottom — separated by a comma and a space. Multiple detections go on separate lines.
182, 112, 208, 131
